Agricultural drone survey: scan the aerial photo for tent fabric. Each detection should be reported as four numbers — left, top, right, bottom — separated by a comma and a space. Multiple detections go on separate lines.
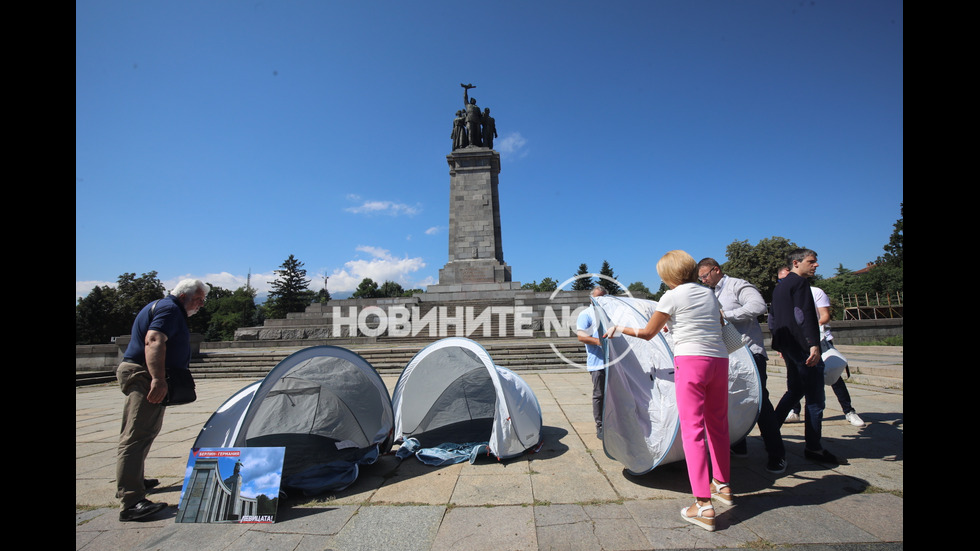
392, 337, 542, 460
192, 346, 393, 495
591, 295, 761, 475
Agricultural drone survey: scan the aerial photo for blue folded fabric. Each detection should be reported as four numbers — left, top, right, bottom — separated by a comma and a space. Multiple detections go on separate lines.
396, 438, 490, 466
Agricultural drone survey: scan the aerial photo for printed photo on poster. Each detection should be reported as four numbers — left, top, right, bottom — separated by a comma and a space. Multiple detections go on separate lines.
176, 447, 285, 524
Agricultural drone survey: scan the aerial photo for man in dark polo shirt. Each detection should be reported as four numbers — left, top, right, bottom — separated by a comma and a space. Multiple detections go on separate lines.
115, 279, 207, 521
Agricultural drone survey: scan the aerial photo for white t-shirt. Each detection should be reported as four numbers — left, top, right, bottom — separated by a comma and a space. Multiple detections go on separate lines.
655, 283, 728, 358
811, 286, 833, 342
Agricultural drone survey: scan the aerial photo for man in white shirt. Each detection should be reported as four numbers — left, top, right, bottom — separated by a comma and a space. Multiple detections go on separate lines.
698, 258, 786, 474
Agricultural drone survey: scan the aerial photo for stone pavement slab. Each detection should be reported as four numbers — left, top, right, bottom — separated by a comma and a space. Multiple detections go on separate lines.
77, 364, 902, 550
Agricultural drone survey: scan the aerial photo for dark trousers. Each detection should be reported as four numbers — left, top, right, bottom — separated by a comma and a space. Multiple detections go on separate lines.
732, 354, 785, 461
792, 340, 853, 414
591, 369, 606, 429
774, 347, 826, 451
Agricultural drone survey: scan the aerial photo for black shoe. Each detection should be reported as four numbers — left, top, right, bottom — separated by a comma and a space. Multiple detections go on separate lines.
765, 457, 787, 474
596, 426, 603, 440
119, 499, 167, 522
804, 448, 843, 465
144, 478, 160, 490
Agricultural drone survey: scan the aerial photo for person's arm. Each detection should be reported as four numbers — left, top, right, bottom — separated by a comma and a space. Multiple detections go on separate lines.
603, 311, 671, 341
723, 281, 766, 321
797, 285, 822, 366
577, 331, 600, 347
144, 329, 169, 404
816, 306, 831, 326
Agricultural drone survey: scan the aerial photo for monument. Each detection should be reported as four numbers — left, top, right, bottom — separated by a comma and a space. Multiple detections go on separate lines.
424, 83, 522, 300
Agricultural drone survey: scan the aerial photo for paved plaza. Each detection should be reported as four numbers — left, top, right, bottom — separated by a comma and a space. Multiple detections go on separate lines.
77, 345, 902, 550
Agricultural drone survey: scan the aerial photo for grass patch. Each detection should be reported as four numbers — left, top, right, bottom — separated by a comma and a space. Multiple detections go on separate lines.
575, 498, 625, 506
739, 539, 781, 549
863, 485, 903, 498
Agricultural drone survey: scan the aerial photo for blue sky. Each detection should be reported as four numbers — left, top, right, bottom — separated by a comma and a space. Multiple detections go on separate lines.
76, 1, 903, 301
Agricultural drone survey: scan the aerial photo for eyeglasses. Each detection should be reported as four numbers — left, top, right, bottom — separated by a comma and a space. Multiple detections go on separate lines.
697, 267, 716, 282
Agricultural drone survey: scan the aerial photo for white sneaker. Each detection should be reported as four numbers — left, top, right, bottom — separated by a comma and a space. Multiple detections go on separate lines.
845, 411, 865, 427
785, 412, 801, 423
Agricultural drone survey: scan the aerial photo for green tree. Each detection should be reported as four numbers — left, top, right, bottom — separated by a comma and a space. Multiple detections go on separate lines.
75, 272, 167, 344
379, 280, 405, 298
352, 277, 380, 299
598, 260, 622, 295
723, 236, 800, 303
521, 278, 558, 292
197, 285, 258, 341
314, 288, 332, 303
75, 284, 124, 344
814, 206, 903, 318
627, 281, 652, 297
187, 284, 231, 335
116, 271, 167, 322
875, 202, 903, 269
538, 277, 558, 292
652, 282, 669, 301
571, 263, 595, 291
265, 255, 314, 318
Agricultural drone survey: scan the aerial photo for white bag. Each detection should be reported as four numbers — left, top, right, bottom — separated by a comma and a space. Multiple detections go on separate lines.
822, 347, 848, 385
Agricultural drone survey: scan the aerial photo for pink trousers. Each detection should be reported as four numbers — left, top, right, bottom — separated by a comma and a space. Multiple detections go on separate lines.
674, 355, 730, 499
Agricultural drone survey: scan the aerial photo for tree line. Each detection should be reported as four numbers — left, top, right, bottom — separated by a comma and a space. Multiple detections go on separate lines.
529, 204, 903, 320
75, 254, 421, 345
76, 204, 901, 343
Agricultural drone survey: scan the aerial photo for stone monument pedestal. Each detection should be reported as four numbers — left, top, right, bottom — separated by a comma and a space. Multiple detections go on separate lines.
425, 146, 521, 301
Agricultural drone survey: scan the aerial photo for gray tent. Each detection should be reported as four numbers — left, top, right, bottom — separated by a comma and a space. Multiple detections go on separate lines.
193, 346, 393, 495
591, 295, 761, 475
392, 337, 542, 460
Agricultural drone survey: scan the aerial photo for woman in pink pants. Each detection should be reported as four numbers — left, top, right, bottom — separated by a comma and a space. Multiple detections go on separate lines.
605, 250, 731, 531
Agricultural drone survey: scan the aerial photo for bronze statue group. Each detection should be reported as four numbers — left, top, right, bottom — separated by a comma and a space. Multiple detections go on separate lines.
452, 83, 496, 150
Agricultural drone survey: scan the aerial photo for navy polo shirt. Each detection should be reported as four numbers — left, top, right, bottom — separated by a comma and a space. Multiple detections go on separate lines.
123, 295, 192, 371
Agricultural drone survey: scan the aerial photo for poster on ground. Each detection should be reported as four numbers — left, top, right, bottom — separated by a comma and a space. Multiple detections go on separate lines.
176, 447, 285, 524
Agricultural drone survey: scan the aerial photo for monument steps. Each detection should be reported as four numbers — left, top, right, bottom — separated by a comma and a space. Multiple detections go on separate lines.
175, 339, 587, 380
76, 340, 903, 390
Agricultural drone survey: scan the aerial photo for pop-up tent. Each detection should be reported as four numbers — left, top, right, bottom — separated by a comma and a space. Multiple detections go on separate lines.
392, 337, 542, 461
193, 346, 393, 495
591, 295, 761, 475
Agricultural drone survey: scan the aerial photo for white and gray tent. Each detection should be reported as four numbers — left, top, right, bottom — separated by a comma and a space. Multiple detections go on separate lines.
392, 337, 543, 461
193, 346, 394, 495
591, 295, 761, 475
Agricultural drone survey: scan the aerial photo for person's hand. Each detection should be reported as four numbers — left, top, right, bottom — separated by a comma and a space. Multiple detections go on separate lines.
147, 378, 168, 404
602, 325, 621, 339
805, 346, 821, 367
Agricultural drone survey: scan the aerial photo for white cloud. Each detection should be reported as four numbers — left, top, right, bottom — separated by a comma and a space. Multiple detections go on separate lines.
497, 132, 528, 159
325, 245, 428, 292
75, 250, 431, 303
425, 226, 441, 235
75, 280, 115, 301
344, 199, 421, 216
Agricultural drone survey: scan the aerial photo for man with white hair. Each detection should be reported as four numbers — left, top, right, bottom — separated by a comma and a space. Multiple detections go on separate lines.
115, 279, 207, 521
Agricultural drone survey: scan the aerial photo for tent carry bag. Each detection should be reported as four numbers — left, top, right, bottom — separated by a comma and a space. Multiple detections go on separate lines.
721, 318, 746, 354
